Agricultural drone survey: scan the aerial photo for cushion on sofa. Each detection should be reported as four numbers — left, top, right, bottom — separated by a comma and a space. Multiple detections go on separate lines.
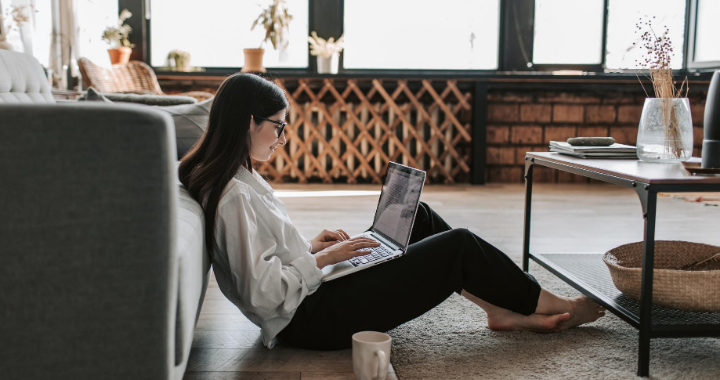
159, 99, 213, 159
174, 185, 210, 376
81, 87, 213, 159
79, 89, 197, 106
82, 87, 113, 102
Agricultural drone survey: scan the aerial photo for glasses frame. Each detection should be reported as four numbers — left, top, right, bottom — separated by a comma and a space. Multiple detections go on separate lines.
254, 115, 287, 139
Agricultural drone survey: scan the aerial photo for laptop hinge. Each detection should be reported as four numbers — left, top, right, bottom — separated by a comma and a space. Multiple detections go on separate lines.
370, 231, 401, 251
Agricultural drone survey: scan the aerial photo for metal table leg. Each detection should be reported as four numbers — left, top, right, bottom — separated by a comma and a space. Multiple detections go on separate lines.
522, 158, 534, 272
635, 186, 657, 377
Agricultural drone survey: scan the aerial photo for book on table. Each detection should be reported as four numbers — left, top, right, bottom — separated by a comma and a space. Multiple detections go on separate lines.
548, 141, 638, 159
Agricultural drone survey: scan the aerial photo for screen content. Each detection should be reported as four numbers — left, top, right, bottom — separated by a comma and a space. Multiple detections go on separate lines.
372, 165, 425, 246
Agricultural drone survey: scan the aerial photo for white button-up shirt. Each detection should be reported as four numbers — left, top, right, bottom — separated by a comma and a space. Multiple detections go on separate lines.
211, 166, 323, 348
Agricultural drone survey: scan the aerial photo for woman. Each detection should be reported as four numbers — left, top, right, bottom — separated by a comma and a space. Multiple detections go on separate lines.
179, 73, 605, 350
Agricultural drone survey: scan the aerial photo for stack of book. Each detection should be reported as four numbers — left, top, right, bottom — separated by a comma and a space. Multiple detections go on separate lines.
549, 141, 637, 159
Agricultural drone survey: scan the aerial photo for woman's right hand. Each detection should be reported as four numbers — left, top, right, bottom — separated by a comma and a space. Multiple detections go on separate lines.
314, 237, 381, 269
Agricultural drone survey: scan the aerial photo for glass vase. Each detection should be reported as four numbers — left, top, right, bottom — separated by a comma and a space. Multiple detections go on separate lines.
636, 98, 693, 163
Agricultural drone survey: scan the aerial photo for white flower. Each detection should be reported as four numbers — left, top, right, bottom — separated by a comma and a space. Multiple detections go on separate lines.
308, 31, 344, 58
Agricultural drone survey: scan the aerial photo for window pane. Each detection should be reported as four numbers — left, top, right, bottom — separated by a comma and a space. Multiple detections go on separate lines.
606, 0, 685, 70
343, 0, 499, 70
77, 0, 120, 66
31, 0, 54, 68
150, 0, 308, 68
695, 0, 720, 62
20, 1, 116, 67
533, 0, 604, 64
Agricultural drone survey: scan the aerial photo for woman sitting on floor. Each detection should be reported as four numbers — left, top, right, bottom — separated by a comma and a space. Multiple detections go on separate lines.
178, 73, 605, 350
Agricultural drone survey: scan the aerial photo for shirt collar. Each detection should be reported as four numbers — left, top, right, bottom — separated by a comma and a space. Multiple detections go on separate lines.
236, 166, 274, 195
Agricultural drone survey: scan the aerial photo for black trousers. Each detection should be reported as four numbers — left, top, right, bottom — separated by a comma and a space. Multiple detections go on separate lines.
278, 202, 542, 350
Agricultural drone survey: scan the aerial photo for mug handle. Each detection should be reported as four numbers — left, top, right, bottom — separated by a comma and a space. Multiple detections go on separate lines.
373, 349, 389, 380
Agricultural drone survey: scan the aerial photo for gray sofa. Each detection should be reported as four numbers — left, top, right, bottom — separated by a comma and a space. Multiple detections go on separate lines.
0, 50, 210, 380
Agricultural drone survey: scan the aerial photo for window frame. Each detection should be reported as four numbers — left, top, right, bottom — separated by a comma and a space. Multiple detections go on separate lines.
121, 0, 716, 76
529, 0, 608, 72
686, 0, 720, 70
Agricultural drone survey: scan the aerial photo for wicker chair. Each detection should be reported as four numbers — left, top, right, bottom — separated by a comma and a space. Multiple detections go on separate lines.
78, 58, 214, 102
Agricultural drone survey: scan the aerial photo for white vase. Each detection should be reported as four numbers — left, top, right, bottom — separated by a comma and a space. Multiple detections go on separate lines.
317, 54, 339, 74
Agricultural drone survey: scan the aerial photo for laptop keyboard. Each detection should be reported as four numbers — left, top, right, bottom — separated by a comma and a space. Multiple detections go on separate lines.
348, 244, 395, 267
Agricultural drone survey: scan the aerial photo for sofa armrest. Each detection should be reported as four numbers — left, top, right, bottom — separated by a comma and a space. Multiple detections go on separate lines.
0, 103, 179, 380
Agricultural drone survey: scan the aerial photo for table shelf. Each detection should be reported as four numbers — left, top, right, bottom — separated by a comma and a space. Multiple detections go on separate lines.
531, 253, 720, 337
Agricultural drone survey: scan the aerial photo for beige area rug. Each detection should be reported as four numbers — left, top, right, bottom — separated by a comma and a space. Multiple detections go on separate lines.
388, 262, 720, 380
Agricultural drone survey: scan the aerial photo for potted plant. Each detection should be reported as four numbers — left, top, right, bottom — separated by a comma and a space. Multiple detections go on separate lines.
243, 0, 293, 73
167, 49, 192, 71
0, 4, 31, 51
101, 9, 134, 65
308, 31, 344, 74
0, 5, 14, 51
634, 17, 692, 163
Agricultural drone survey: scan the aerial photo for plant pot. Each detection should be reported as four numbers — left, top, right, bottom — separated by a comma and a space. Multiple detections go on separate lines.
242, 48, 266, 73
317, 54, 339, 74
636, 98, 693, 163
108, 47, 132, 65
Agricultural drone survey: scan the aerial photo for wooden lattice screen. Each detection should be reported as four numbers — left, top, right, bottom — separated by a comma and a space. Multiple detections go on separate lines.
256, 79, 474, 184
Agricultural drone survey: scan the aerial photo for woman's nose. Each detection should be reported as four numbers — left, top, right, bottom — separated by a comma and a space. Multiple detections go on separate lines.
278, 130, 287, 145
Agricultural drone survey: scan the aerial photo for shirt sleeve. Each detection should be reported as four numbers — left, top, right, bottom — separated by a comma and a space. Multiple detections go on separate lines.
217, 189, 323, 320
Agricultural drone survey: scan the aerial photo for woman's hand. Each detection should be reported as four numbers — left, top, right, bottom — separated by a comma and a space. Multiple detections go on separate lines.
314, 237, 381, 269
309, 229, 351, 253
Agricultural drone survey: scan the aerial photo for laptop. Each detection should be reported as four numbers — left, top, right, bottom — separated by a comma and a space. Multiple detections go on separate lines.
321, 162, 426, 282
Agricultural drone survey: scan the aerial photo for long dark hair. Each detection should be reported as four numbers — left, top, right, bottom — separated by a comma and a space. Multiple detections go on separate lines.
179, 73, 289, 253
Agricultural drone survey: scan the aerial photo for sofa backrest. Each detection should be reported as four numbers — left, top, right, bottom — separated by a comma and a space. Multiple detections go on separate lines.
0, 50, 55, 104
0, 103, 180, 379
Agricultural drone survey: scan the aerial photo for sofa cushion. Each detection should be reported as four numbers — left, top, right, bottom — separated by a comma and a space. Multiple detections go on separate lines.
159, 98, 213, 159
0, 50, 55, 104
174, 185, 210, 376
78, 90, 197, 106
81, 87, 212, 159
83, 87, 113, 102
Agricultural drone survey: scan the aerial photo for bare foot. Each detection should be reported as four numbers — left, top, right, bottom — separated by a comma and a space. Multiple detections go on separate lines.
487, 307, 571, 333
558, 296, 606, 330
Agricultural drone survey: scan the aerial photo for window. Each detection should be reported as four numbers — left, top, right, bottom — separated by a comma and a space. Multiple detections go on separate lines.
76, 0, 120, 66
23, 0, 116, 67
343, 0, 500, 70
693, 0, 720, 62
149, 0, 308, 68
605, 0, 686, 70
533, 0, 605, 65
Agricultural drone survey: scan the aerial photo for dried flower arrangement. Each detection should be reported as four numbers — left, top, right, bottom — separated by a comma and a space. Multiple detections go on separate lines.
1, 4, 32, 43
308, 31, 345, 58
634, 16, 688, 158
251, 0, 293, 50
101, 9, 134, 48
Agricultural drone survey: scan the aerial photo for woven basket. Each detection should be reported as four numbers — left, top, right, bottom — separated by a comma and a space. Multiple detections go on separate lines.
603, 241, 720, 312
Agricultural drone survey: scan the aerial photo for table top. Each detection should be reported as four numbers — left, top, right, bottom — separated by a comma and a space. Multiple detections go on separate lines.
527, 152, 720, 185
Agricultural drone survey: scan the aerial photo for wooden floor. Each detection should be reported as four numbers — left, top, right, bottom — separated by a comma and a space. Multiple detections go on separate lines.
183, 183, 720, 380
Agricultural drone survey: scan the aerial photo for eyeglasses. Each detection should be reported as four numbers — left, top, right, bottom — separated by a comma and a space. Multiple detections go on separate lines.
254, 115, 287, 138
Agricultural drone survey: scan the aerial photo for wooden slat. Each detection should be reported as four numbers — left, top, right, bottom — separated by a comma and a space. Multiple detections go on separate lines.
263, 79, 473, 183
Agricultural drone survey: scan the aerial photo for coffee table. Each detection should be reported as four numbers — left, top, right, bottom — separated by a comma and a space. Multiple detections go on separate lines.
522, 152, 720, 377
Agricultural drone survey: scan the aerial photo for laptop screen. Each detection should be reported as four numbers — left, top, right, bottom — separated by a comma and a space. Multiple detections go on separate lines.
371, 163, 426, 247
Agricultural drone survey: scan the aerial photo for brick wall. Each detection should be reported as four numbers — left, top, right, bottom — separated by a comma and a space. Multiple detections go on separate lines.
486, 88, 708, 183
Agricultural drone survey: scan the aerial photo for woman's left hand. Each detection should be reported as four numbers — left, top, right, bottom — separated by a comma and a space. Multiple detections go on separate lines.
310, 229, 351, 253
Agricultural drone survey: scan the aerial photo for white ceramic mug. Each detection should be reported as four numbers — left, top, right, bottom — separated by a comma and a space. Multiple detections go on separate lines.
352, 331, 391, 380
